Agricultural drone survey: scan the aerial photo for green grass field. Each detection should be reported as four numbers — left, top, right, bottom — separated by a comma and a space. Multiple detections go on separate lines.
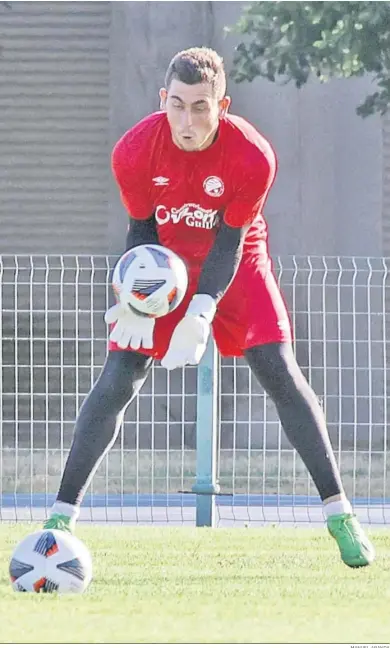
0, 523, 389, 644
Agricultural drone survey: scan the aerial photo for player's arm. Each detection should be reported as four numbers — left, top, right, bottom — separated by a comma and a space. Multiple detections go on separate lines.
160, 220, 247, 370
186, 150, 276, 323
112, 132, 159, 252
197, 220, 247, 301
162, 149, 276, 370
111, 133, 159, 251
181, 220, 247, 326
125, 215, 159, 251
105, 133, 159, 350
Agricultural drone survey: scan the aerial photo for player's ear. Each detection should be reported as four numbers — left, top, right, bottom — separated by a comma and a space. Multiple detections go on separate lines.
159, 88, 168, 110
218, 96, 231, 118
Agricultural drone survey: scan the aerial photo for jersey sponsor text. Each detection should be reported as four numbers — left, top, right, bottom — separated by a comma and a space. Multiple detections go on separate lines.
155, 203, 219, 229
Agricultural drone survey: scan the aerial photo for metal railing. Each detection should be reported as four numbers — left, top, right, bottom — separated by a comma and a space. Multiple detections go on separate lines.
0, 255, 389, 526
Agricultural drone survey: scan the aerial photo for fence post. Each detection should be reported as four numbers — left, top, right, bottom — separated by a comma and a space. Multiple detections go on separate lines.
192, 338, 220, 526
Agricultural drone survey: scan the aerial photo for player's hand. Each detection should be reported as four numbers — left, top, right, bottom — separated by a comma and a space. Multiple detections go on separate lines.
161, 294, 217, 370
104, 303, 155, 350
161, 314, 210, 370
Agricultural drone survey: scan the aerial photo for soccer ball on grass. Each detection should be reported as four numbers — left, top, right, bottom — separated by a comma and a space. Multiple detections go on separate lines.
9, 529, 93, 594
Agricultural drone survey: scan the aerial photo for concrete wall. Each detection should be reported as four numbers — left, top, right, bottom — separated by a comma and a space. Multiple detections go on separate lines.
108, 1, 384, 257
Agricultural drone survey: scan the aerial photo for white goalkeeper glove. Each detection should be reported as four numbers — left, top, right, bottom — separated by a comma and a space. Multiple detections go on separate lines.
104, 302, 155, 350
161, 294, 217, 370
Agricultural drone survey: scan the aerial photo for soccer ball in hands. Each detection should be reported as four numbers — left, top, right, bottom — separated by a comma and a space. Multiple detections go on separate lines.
9, 530, 93, 594
112, 244, 188, 318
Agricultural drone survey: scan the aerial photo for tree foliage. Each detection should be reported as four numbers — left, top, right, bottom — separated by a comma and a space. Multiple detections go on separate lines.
229, 1, 390, 117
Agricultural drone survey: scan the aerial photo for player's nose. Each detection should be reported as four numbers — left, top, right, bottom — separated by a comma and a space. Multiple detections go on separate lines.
180, 109, 193, 129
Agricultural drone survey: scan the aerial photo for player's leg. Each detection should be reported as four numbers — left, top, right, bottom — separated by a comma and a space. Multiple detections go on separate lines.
216, 260, 374, 568
44, 350, 153, 532
245, 342, 375, 568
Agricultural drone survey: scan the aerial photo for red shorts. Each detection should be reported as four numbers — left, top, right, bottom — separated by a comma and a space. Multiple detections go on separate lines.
108, 257, 292, 358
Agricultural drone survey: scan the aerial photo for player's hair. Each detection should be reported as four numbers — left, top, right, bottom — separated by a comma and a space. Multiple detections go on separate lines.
165, 47, 226, 100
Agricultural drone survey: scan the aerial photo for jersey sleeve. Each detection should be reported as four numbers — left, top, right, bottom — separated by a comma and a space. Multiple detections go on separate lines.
223, 147, 276, 228
111, 131, 153, 221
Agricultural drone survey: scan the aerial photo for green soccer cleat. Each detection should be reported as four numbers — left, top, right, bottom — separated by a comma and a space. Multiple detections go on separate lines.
327, 513, 375, 568
43, 513, 74, 534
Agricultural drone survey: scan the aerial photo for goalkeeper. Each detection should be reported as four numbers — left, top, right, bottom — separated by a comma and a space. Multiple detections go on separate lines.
45, 47, 374, 568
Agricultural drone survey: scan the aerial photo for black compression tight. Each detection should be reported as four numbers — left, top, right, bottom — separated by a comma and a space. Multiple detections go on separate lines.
58, 343, 343, 508
245, 342, 344, 501
57, 351, 153, 506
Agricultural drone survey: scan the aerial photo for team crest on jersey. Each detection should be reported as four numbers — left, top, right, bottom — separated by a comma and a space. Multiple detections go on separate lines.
203, 176, 224, 197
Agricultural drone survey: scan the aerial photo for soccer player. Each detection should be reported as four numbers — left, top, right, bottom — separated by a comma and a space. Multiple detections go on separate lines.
45, 47, 374, 568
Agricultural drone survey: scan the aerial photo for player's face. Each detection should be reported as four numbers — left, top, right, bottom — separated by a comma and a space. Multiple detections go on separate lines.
160, 80, 230, 152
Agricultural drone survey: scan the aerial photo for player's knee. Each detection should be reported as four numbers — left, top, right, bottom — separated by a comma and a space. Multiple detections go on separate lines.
81, 351, 151, 416
245, 342, 307, 403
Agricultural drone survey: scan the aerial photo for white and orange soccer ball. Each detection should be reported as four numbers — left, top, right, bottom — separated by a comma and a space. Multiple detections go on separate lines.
9, 530, 93, 594
112, 244, 188, 318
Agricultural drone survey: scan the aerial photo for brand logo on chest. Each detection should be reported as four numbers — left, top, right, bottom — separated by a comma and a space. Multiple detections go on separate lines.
153, 176, 170, 186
